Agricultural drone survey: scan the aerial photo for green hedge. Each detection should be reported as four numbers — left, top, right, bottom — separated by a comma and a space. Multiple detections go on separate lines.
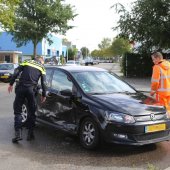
122, 52, 153, 77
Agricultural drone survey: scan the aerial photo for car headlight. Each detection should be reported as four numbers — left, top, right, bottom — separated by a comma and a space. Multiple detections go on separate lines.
4, 73, 10, 76
105, 111, 135, 124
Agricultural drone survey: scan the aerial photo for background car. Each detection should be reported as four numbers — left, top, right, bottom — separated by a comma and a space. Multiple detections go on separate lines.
93, 59, 99, 65
84, 57, 93, 65
65, 60, 80, 66
0, 63, 18, 82
22, 66, 170, 150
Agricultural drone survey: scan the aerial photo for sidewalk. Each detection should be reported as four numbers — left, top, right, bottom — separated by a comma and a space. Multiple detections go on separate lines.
123, 77, 151, 92
110, 63, 151, 92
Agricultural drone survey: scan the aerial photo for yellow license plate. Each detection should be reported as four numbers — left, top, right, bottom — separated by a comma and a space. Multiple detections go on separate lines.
0, 75, 9, 78
145, 124, 166, 133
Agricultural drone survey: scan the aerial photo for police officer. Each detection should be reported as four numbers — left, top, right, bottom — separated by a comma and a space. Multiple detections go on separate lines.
8, 56, 47, 143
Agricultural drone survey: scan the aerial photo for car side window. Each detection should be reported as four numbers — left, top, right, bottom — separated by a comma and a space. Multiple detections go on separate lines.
51, 70, 73, 92
46, 68, 53, 87
38, 68, 52, 87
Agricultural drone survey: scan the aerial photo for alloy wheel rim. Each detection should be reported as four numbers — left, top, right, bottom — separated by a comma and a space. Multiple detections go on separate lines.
82, 122, 95, 145
21, 104, 27, 123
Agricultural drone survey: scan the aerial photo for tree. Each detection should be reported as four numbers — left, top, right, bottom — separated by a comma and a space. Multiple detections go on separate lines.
110, 38, 131, 56
10, 0, 76, 57
98, 38, 111, 50
91, 49, 100, 57
80, 47, 89, 58
0, 0, 20, 30
68, 47, 77, 60
113, 0, 170, 52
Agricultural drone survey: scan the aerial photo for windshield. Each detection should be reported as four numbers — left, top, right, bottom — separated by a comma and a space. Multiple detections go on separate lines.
72, 71, 136, 94
0, 64, 14, 70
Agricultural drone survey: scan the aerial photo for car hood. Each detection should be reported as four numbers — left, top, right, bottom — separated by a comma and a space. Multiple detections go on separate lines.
90, 92, 165, 116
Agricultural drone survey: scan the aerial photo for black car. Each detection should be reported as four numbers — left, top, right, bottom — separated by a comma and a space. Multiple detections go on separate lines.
22, 66, 170, 149
0, 63, 18, 82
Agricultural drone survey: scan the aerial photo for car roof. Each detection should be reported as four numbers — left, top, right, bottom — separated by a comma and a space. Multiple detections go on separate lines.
45, 65, 107, 72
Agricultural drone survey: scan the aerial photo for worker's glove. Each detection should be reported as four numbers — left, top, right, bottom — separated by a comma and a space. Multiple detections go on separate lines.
150, 91, 156, 96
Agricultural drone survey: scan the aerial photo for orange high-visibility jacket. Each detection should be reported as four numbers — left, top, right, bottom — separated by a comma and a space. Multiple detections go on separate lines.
151, 59, 170, 97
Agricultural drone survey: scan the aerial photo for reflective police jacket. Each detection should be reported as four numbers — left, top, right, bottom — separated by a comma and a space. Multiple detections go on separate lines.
10, 60, 47, 97
151, 59, 170, 97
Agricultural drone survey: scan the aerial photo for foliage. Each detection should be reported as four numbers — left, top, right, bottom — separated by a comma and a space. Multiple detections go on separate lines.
68, 47, 77, 60
91, 50, 100, 57
60, 55, 66, 65
10, 0, 76, 57
110, 37, 132, 56
80, 47, 89, 58
113, 0, 170, 52
147, 163, 159, 170
122, 52, 152, 77
0, 0, 20, 30
92, 37, 131, 59
98, 38, 111, 50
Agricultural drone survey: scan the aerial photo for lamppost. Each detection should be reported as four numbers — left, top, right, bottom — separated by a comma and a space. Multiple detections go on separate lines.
86, 47, 87, 57
66, 47, 68, 62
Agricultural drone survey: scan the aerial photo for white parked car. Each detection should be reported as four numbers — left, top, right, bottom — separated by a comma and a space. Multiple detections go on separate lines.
84, 57, 93, 66
65, 60, 80, 66
0, 63, 18, 82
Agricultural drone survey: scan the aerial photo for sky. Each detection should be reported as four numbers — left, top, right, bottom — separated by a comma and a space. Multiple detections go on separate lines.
65, 0, 135, 51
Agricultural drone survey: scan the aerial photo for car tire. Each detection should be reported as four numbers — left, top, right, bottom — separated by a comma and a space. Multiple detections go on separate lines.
79, 117, 99, 150
3, 79, 10, 83
21, 102, 28, 125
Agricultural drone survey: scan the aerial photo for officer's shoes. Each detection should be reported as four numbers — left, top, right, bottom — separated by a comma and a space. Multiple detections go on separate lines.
12, 129, 22, 143
27, 130, 35, 141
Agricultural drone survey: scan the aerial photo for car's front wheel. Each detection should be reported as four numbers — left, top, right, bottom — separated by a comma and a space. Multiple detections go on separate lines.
21, 103, 28, 123
79, 117, 99, 150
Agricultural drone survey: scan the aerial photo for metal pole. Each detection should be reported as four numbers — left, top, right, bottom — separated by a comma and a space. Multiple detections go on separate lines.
125, 54, 127, 77
67, 47, 68, 62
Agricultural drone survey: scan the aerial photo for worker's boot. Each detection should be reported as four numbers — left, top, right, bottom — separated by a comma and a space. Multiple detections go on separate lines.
12, 129, 22, 143
27, 129, 35, 141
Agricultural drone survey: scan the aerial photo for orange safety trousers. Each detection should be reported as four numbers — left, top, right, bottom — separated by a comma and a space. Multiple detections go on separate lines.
156, 93, 170, 115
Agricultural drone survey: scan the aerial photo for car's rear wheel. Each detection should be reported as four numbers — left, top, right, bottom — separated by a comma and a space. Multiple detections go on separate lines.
79, 117, 99, 150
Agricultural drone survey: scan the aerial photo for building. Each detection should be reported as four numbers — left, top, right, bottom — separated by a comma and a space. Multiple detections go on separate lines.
0, 32, 67, 63
0, 50, 22, 63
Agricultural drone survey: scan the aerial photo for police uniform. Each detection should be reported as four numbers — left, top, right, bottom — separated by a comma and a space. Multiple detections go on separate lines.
10, 59, 47, 142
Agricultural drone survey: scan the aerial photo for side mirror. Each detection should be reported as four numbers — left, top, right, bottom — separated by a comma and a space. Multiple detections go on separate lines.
60, 89, 72, 96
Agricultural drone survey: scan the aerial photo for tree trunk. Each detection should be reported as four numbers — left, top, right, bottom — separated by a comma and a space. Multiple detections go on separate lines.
33, 42, 37, 59
33, 37, 37, 59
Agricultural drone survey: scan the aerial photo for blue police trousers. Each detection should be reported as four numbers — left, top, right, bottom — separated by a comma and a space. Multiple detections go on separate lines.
13, 85, 37, 131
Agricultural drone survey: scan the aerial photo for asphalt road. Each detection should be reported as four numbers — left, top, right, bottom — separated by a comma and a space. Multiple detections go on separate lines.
1, 63, 170, 170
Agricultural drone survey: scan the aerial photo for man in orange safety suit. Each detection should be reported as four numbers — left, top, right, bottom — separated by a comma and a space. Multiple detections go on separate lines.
150, 52, 170, 114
